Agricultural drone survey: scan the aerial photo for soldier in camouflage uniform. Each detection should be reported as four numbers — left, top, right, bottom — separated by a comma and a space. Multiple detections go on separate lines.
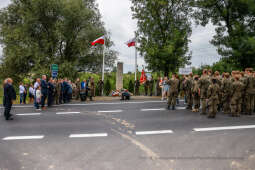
167, 73, 179, 110
55, 79, 62, 105
198, 69, 210, 115
134, 80, 140, 96
207, 77, 220, 118
192, 75, 200, 112
214, 71, 223, 111
245, 68, 255, 115
221, 73, 232, 114
184, 73, 193, 110
230, 72, 244, 117
75, 78, 81, 100
240, 71, 248, 114
149, 76, 154, 96
144, 79, 149, 96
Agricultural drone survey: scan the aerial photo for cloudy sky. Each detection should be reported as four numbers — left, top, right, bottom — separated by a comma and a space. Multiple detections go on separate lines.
0, 0, 220, 73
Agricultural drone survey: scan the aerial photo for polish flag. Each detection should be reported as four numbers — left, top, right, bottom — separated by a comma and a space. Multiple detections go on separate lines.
91, 36, 105, 46
140, 69, 147, 84
125, 38, 136, 47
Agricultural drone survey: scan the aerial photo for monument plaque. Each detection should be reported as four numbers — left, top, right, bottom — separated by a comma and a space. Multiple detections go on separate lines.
116, 62, 123, 90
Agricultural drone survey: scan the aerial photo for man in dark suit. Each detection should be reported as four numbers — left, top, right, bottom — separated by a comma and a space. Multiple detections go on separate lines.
3, 78, 16, 120
41, 75, 48, 110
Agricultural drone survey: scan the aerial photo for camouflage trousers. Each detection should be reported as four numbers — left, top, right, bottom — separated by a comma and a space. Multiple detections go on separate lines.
231, 98, 242, 116
168, 92, 178, 107
246, 94, 254, 114
208, 99, 217, 117
193, 94, 200, 110
186, 91, 193, 109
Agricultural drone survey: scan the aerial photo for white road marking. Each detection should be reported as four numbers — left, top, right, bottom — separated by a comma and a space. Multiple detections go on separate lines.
69, 133, 108, 138
16, 113, 41, 116
56, 112, 80, 115
176, 107, 186, 110
141, 108, 166, 111
98, 110, 123, 113
193, 125, 255, 132
136, 130, 173, 135
3, 135, 44, 140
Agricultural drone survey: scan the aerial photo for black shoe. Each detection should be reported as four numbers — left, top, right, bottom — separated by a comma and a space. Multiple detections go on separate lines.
6, 116, 14, 120
172, 106, 175, 110
167, 106, 170, 110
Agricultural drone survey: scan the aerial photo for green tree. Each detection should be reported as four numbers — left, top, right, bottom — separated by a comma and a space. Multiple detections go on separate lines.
0, 0, 117, 83
192, 0, 255, 69
104, 79, 111, 96
131, 0, 192, 76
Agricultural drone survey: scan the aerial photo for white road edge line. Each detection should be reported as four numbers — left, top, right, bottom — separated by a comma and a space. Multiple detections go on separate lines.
136, 130, 173, 135
98, 110, 123, 113
3, 135, 44, 140
16, 113, 41, 116
193, 125, 255, 132
56, 112, 80, 115
69, 133, 108, 138
141, 108, 166, 111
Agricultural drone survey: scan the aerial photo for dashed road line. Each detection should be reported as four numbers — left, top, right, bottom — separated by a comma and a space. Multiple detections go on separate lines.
97, 110, 123, 113
69, 133, 108, 138
3, 135, 44, 140
16, 113, 41, 116
176, 107, 186, 110
136, 130, 173, 135
193, 125, 255, 132
56, 112, 80, 115
141, 108, 166, 111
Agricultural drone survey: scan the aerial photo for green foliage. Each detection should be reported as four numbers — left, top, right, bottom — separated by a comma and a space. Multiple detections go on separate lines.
192, 0, 255, 69
128, 80, 134, 93
104, 79, 111, 96
131, 0, 192, 76
0, 0, 117, 82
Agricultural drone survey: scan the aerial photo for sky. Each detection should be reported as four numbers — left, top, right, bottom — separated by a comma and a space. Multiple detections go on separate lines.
0, 0, 220, 73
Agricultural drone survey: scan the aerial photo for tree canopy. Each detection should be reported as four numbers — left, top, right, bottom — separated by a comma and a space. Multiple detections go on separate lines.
131, 0, 192, 76
192, 0, 255, 69
0, 0, 117, 83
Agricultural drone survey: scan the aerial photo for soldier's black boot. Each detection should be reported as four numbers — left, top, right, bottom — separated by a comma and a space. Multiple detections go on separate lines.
172, 106, 175, 110
167, 105, 170, 110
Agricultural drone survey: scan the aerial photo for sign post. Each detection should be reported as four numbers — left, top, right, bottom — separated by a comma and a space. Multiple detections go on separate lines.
51, 64, 58, 78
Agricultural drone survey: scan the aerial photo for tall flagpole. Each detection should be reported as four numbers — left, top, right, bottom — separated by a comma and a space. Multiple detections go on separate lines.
102, 40, 105, 95
135, 38, 137, 81
102, 42, 105, 82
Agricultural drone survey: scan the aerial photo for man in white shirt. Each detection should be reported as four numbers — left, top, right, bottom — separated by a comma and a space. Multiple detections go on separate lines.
34, 78, 41, 109
19, 83, 25, 104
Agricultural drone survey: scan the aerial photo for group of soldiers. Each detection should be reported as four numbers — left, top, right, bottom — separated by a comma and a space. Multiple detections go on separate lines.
167, 68, 255, 118
134, 77, 160, 96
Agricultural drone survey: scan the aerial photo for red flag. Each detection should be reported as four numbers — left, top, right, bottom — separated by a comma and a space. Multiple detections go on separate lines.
125, 38, 136, 47
140, 69, 146, 84
91, 36, 105, 46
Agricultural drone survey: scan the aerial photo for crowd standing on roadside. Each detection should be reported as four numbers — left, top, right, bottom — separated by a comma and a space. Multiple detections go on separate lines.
2, 68, 255, 120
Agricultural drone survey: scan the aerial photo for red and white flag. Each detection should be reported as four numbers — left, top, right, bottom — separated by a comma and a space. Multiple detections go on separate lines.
91, 36, 105, 46
140, 69, 146, 84
125, 38, 136, 47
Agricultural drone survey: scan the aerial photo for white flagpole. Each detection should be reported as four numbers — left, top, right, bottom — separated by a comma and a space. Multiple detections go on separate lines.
102, 42, 105, 82
135, 40, 137, 81
102, 40, 105, 96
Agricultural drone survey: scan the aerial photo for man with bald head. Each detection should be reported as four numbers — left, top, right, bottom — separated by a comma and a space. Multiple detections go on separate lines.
3, 78, 16, 120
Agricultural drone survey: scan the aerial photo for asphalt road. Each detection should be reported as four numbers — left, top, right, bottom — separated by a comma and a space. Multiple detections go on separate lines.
1, 99, 255, 170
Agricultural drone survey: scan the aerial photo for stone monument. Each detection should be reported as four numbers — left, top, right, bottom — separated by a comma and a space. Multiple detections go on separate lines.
116, 62, 123, 90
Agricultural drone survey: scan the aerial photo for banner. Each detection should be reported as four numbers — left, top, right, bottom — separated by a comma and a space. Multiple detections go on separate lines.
179, 68, 192, 75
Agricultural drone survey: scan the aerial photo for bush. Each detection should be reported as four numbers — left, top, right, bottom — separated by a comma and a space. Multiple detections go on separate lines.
128, 80, 134, 93
104, 79, 111, 96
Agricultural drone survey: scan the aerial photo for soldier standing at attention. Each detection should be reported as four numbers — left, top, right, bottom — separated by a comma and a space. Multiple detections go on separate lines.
149, 76, 154, 96
144, 78, 149, 96
156, 77, 162, 96
75, 78, 81, 100
55, 79, 61, 105
198, 69, 210, 115
184, 73, 193, 110
207, 77, 220, 118
230, 72, 244, 117
214, 71, 222, 111
134, 79, 140, 96
240, 71, 248, 114
221, 73, 232, 114
167, 73, 179, 110
97, 79, 104, 96
192, 75, 200, 112
245, 68, 255, 115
